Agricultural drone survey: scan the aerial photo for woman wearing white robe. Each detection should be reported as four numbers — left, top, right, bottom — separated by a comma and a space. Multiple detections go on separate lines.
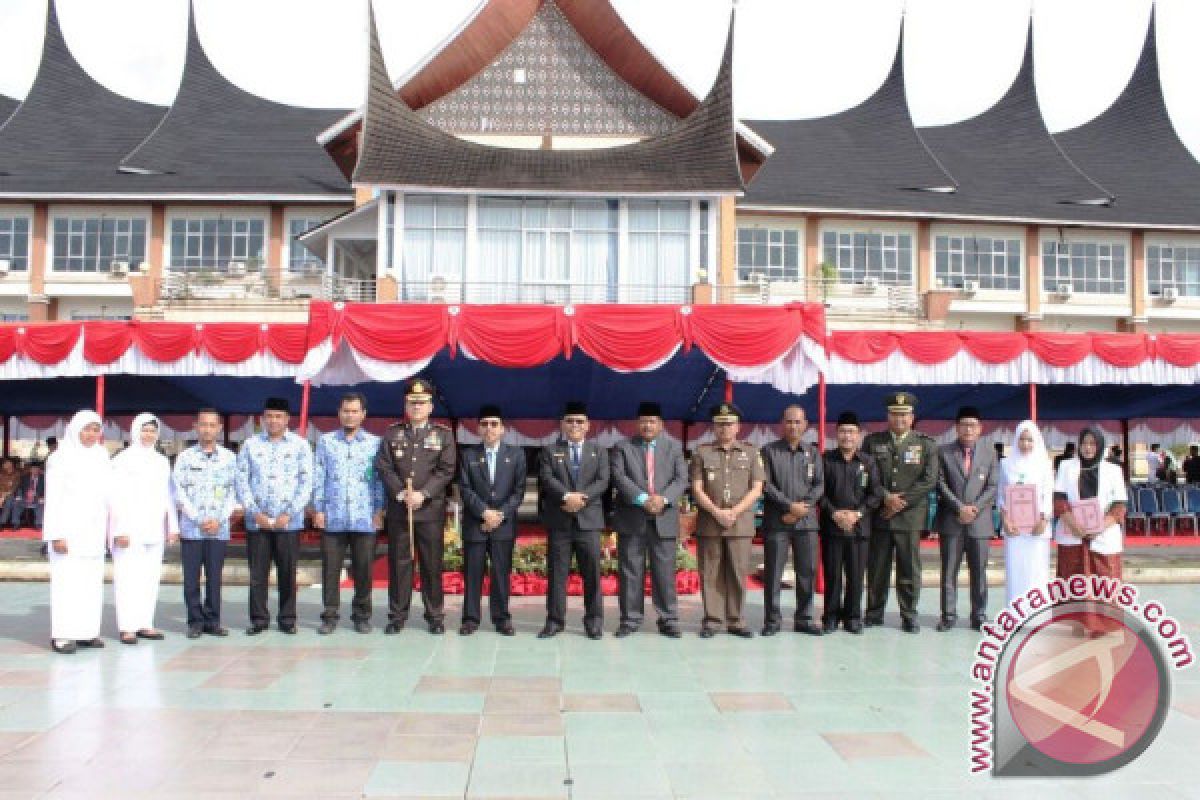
110, 413, 179, 643
997, 421, 1054, 605
44, 410, 112, 654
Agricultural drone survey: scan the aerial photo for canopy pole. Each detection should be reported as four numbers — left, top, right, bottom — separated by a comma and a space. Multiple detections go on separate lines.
2, 416, 9, 459
1121, 418, 1131, 482
724, 378, 733, 403
1028, 383, 1037, 424
817, 374, 827, 452
298, 380, 312, 437
95, 374, 106, 419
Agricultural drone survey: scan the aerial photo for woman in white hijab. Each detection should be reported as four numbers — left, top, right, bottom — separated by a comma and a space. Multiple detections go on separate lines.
44, 410, 112, 654
997, 421, 1055, 605
110, 413, 179, 644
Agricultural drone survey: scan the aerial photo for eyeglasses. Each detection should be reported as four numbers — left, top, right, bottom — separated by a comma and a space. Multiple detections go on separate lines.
479, 420, 503, 428
563, 418, 588, 425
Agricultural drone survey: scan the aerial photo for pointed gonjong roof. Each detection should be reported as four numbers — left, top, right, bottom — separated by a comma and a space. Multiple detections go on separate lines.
0, 95, 17, 127
353, 7, 744, 193
0, 1, 166, 196
119, 1, 350, 197
1053, 9, 1200, 228
741, 21, 957, 212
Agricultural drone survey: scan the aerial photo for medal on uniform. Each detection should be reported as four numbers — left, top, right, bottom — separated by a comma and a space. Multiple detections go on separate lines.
427, 431, 441, 449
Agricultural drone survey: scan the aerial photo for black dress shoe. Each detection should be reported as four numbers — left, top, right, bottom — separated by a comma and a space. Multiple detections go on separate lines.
935, 618, 955, 633
698, 627, 716, 639
585, 627, 603, 640
727, 627, 754, 639
821, 621, 838, 635
902, 620, 921, 634
429, 622, 446, 635
76, 637, 104, 649
863, 617, 883, 628
496, 623, 516, 636
537, 622, 563, 639
458, 622, 478, 636
659, 625, 682, 639
187, 626, 203, 639
136, 629, 165, 640
760, 624, 779, 637
119, 633, 138, 645
845, 621, 864, 634
206, 626, 229, 637
354, 621, 372, 634
51, 639, 76, 654
279, 624, 297, 635
970, 619, 985, 631
384, 621, 404, 635
245, 624, 267, 636
795, 622, 824, 636
317, 621, 336, 635
614, 624, 636, 638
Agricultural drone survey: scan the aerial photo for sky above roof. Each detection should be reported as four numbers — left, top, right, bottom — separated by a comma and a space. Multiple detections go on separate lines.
0, 0, 1195, 157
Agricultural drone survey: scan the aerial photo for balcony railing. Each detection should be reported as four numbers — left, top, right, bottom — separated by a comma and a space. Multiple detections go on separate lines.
393, 280, 691, 305
159, 269, 378, 306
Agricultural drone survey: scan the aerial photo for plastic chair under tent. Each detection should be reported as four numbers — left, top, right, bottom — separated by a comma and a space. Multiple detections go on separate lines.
1125, 485, 1148, 536
1136, 487, 1172, 536
1161, 488, 1195, 535
1175, 487, 1200, 536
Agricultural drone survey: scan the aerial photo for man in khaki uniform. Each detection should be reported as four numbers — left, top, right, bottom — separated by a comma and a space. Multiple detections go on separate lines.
689, 403, 765, 638
375, 378, 457, 635
862, 391, 939, 633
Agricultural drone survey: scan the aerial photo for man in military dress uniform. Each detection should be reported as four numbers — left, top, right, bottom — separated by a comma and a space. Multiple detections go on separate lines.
375, 378, 457, 634
689, 403, 765, 639
862, 391, 939, 633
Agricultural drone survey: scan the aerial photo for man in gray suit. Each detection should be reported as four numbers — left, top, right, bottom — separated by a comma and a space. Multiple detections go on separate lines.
610, 402, 689, 639
538, 401, 611, 640
935, 406, 998, 632
457, 405, 527, 637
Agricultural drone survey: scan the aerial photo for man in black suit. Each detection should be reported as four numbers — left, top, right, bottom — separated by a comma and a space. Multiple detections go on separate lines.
538, 401, 610, 640
457, 405, 527, 636
13, 462, 45, 529
610, 402, 689, 639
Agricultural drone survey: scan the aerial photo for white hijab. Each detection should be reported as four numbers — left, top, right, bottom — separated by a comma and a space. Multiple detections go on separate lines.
1003, 420, 1053, 487
49, 410, 109, 473
114, 413, 162, 466
43, 410, 112, 546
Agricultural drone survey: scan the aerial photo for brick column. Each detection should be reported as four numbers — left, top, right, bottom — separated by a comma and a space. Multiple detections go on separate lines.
1019, 224, 1041, 331
267, 204, 284, 296
917, 220, 932, 294
805, 216, 820, 302
26, 203, 50, 321
1125, 230, 1147, 332
717, 195, 736, 300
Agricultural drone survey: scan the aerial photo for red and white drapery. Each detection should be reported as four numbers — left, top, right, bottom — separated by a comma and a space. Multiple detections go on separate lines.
299, 301, 828, 394
0, 321, 307, 379
827, 331, 1200, 385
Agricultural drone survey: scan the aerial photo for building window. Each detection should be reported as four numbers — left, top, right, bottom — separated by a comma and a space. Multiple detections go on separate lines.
698, 201, 710, 275
1042, 241, 1126, 294
934, 235, 1021, 290
736, 226, 800, 282
821, 230, 912, 285
68, 311, 132, 321
627, 200, 688, 301
401, 195, 467, 297
0, 313, 28, 322
169, 217, 265, 270
52, 217, 146, 273
1148, 244, 1200, 297
287, 217, 326, 272
0, 217, 30, 271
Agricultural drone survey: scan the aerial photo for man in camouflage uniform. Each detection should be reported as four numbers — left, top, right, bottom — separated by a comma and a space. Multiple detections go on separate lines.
862, 391, 939, 633
375, 378, 457, 635
689, 403, 765, 639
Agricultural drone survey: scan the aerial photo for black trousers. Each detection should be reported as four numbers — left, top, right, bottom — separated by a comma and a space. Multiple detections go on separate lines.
462, 536, 515, 626
939, 534, 990, 624
387, 519, 445, 625
763, 529, 820, 626
246, 530, 299, 627
546, 528, 602, 628
321, 532, 377, 623
616, 528, 678, 628
181, 537, 227, 629
865, 528, 921, 625
820, 534, 867, 627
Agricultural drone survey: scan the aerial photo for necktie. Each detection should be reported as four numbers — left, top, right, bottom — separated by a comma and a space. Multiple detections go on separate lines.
570, 444, 582, 482
963, 447, 972, 474
645, 442, 656, 492
486, 449, 496, 483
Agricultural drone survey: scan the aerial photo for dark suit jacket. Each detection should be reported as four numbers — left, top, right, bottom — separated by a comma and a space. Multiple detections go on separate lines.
538, 439, 610, 533
609, 436, 688, 539
458, 443, 526, 543
17, 473, 44, 503
935, 442, 998, 539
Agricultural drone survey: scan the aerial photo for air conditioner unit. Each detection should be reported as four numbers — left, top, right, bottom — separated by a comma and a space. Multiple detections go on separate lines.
0, 259, 9, 275
133, 261, 148, 273
1162, 286, 1180, 303
227, 261, 246, 276
110, 260, 129, 275
862, 276, 880, 293
961, 279, 978, 296
1056, 283, 1073, 298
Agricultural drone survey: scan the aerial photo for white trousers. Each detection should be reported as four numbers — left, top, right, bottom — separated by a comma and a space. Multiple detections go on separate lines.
48, 550, 104, 641
112, 541, 164, 633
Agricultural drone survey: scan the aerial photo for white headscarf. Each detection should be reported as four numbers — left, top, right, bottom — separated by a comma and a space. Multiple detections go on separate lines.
43, 410, 112, 546
1004, 420, 1053, 486
50, 410, 108, 470
119, 413, 161, 460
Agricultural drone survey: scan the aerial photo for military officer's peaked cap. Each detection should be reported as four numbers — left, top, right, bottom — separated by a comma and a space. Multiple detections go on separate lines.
405, 378, 435, 401
885, 391, 917, 413
636, 401, 663, 419
710, 402, 742, 423
478, 404, 503, 421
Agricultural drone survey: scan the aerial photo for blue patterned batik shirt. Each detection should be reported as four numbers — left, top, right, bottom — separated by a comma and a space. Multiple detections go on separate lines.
235, 431, 313, 532
173, 444, 238, 540
312, 428, 384, 534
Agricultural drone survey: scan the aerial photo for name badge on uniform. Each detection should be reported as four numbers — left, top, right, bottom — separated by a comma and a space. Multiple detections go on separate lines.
706, 470, 716, 482
425, 432, 442, 449
807, 462, 815, 481
904, 445, 922, 465
874, 444, 889, 455
859, 467, 868, 489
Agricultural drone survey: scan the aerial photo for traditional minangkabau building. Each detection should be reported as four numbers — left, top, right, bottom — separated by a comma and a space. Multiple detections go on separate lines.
0, 0, 1196, 335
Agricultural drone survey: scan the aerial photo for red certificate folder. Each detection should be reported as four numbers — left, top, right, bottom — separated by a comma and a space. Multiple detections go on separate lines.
1005, 484, 1039, 533
1070, 497, 1104, 534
